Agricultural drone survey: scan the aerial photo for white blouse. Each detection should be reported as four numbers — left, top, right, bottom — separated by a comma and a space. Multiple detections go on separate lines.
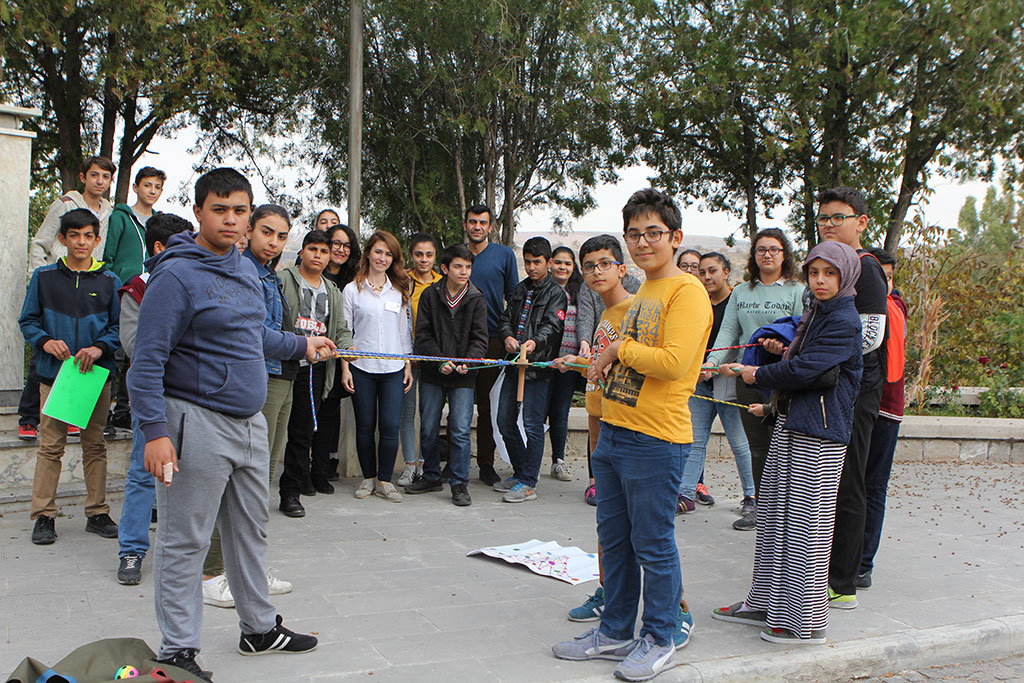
342, 278, 413, 374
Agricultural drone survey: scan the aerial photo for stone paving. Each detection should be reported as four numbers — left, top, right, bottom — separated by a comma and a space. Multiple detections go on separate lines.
1, 455, 1022, 682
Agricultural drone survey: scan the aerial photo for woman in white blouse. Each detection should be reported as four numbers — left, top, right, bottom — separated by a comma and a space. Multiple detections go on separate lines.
341, 230, 413, 502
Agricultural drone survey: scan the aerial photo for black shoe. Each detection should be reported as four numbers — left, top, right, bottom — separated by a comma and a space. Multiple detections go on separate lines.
479, 464, 500, 486
733, 509, 756, 531
31, 515, 56, 545
312, 480, 335, 495
326, 459, 340, 482
117, 553, 143, 585
300, 484, 316, 496
279, 496, 305, 518
405, 477, 443, 494
451, 483, 472, 507
440, 463, 454, 481
86, 513, 119, 538
103, 423, 117, 438
157, 648, 213, 682
239, 614, 318, 655
855, 570, 872, 589
110, 412, 132, 430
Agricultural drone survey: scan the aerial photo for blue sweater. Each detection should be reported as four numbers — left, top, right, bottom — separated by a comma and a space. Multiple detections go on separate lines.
128, 232, 306, 442
468, 241, 519, 337
19, 258, 122, 383
754, 295, 863, 445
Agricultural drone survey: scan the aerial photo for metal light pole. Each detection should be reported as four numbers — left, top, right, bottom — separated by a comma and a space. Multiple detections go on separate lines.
348, 0, 363, 235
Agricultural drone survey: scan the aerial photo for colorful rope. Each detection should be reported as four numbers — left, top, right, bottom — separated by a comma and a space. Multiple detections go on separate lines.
308, 364, 318, 432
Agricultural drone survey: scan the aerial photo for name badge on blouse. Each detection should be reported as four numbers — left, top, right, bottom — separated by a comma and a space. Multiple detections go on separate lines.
384, 300, 400, 313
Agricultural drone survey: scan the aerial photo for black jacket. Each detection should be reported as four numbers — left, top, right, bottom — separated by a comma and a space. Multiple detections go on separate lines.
415, 279, 489, 388
755, 295, 863, 444
498, 274, 567, 379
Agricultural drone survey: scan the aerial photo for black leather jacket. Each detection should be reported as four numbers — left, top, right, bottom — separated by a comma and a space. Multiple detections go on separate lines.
498, 274, 568, 379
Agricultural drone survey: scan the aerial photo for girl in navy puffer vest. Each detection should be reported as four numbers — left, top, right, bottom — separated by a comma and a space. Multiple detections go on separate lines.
711, 241, 863, 645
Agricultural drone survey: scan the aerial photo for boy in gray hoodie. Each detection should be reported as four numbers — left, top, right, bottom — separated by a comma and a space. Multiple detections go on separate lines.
127, 168, 336, 681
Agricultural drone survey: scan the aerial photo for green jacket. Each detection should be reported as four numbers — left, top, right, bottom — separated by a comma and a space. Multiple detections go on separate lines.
103, 203, 149, 283
279, 266, 353, 397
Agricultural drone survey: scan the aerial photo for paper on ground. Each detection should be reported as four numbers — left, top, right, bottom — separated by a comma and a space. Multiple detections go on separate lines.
468, 539, 600, 584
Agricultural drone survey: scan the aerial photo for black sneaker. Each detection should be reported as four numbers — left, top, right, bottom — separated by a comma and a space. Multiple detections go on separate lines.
451, 483, 472, 507
312, 480, 335, 495
479, 464, 501, 486
239, 614, 318, 655
157, 648, 213, 682
733, 509, 756, 531
405, 477, 443, 494
103, 423, 117, 438
31, 515, 57, 545
326, 458, 340, 481
118, 553, 143, 585
86, 513, 119, 538
855, 570, 872, 589
279, 495, 305, 518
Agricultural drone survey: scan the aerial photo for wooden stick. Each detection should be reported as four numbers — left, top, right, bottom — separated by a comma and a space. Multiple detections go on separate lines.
516, 351, 529, 401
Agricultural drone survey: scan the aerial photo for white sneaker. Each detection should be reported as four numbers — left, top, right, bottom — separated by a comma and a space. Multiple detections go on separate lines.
355, 478, 375, 499
203, 575, 234, 608
375, 481, 403, 503
267, 568, 292, 595
551, 460, 572, 481
396, 463, 417, 487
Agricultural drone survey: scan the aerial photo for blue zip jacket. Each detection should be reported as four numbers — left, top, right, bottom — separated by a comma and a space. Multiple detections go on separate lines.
127, 232, 307, 442
753, 295, 863, 445
19, 258, 122, 383
741, 316, 801, 400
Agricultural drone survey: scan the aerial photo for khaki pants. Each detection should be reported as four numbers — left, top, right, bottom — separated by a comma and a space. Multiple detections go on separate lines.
31, 382, 112, 519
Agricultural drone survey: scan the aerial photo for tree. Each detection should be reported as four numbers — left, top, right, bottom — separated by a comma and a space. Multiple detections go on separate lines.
308, 0, 618, 247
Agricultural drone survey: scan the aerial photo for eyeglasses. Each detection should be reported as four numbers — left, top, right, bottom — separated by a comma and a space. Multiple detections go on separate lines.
624, 229, 671, 244
581, 259, 622, 274
755, 246, 783, 256
331, 240, 351, 251
678, 262, 699, 272
816, 213, 859, 226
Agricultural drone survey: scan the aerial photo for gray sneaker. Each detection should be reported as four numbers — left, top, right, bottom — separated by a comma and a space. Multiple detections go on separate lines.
493, 476, 519, 493
733, 508, 756, 531
552, 627, 635, 661
614, 634, 676, 681
551, 460, 572, 481
502, 481, 537, 503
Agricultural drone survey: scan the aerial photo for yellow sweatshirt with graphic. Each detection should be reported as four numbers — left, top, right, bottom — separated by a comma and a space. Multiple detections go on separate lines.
572, 297, 633, 418
600, 274, 712, 444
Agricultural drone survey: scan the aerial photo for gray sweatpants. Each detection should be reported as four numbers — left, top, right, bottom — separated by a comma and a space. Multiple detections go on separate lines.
154, 397, 276, 657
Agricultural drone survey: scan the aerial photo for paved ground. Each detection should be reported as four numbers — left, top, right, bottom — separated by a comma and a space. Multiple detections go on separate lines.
1, 456, 1022, 682
861, 654, 1024, 682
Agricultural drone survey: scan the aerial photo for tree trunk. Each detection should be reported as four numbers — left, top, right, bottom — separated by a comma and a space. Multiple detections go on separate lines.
114, 95, 138, 204
453, 133, 466, 223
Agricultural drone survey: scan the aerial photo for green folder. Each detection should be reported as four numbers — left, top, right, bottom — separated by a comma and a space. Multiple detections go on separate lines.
41, 358, 110, 428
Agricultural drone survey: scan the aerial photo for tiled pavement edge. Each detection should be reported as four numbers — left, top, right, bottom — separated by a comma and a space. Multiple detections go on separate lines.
1, 457, 1022, 682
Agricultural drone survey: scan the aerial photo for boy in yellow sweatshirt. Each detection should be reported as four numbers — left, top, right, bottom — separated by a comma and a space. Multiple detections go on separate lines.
552, 189, 711, 681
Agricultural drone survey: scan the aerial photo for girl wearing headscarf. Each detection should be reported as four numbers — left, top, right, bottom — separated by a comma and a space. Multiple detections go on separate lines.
711, 241, 864, 645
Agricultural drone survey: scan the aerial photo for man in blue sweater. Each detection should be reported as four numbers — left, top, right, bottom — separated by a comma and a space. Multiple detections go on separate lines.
465, 204, 519, 485
127, 168, 336, 681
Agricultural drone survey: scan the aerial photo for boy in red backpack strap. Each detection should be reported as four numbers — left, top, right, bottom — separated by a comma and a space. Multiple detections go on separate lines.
857, 247, 907, 589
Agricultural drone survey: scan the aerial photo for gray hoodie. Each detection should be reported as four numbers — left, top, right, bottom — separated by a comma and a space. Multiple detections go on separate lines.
30, 191, 113, 271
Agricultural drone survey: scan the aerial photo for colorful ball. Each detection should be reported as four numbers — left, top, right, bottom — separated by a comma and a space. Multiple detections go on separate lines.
115, 665, 139, 679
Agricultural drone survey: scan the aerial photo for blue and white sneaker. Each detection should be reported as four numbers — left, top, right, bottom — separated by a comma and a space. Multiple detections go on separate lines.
568, 586, 605, 622
502, 481, 537, 503
493, 476, 519, 493
552, 627, 635, 661
613, 634, 676, 681
673, 607, 694, 649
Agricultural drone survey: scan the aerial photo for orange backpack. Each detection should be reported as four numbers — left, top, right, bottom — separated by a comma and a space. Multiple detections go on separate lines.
885, 295, 906, 383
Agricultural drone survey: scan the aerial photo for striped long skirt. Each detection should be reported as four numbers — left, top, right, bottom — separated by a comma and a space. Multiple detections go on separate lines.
744, 421, 846, 639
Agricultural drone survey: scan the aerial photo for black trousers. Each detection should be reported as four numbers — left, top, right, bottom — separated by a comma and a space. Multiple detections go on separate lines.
111, 350, 132, 422
18, 354, 41, 427
280, 364, 326, 497
829, 383, 884, 595
311, 380, 350, 465
736, 381, 776, 494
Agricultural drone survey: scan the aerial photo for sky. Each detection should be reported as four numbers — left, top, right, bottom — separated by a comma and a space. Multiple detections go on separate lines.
133, 127, 990, 244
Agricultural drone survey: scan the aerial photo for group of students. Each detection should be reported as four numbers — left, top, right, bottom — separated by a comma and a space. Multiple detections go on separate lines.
17, 155, 907, 681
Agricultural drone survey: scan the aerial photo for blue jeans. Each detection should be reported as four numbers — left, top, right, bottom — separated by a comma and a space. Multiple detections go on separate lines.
679, 381, 756, 499
419, 382, 474, 486
399, 370, 419, 464
497, 371, 552, 488
547, 370, 578, 462
351, 366, 405, 482
593, 422, 688, 647
118, 416, 154, 558
861, 415, 901, 573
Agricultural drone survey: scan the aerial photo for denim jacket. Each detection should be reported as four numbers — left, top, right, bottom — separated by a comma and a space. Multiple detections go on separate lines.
243, 249, 285, 376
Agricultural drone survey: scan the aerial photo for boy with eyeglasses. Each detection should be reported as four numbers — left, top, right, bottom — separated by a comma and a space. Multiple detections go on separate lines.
815, 187, 888, 610
553, 189, 711, 681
